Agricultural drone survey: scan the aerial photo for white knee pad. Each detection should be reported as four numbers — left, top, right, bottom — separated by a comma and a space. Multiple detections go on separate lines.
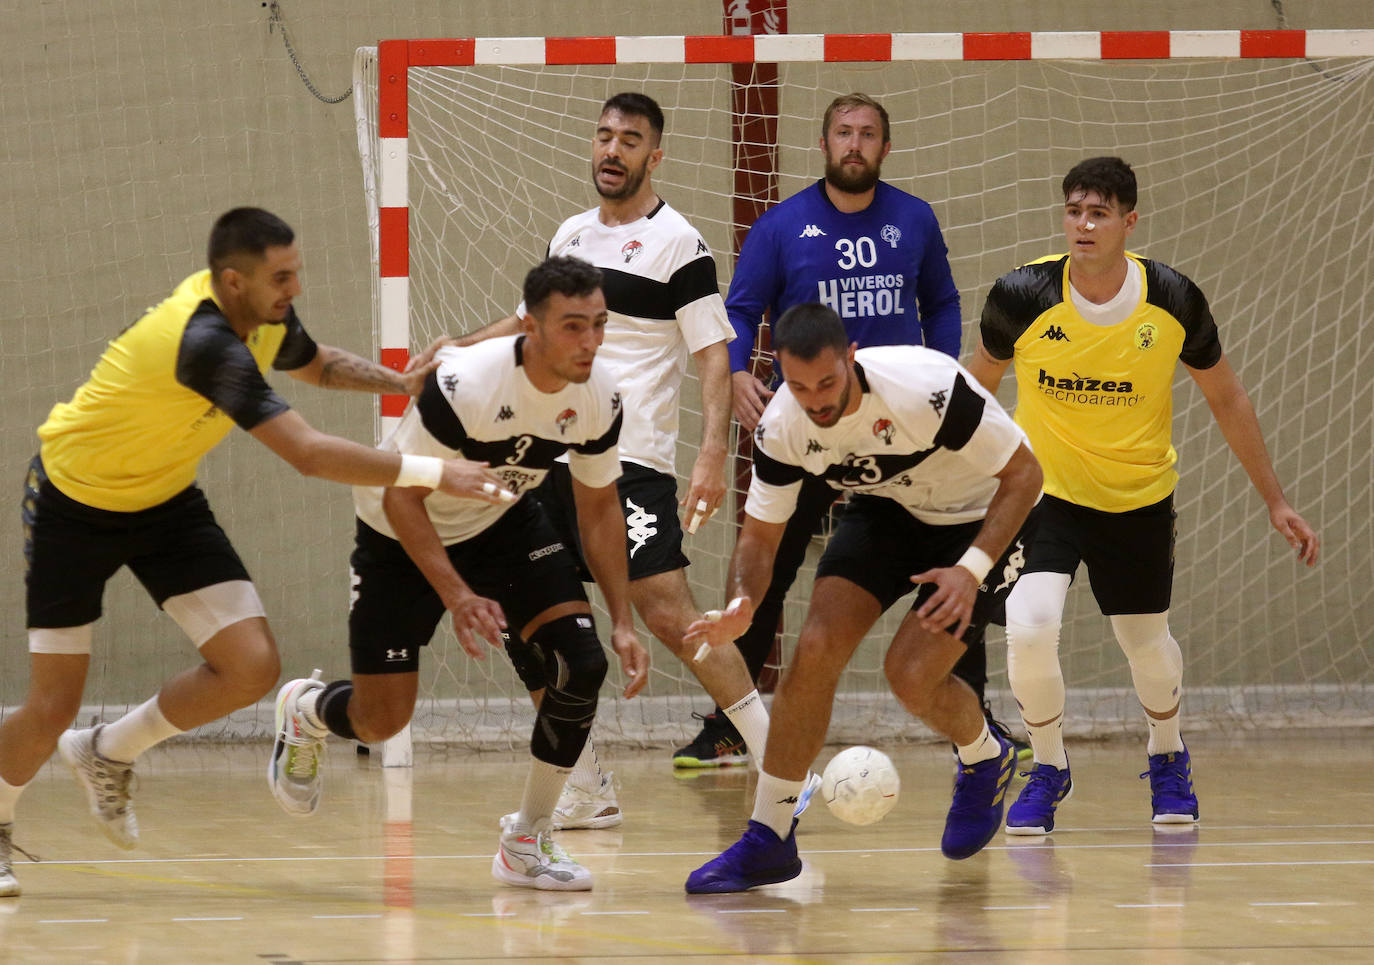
1110, 611, 1182, 712
1004, 572, 1072, 723
162, 580, 267, 648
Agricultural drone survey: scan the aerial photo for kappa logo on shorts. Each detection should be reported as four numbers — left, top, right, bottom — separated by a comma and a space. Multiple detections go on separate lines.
625, 498, 659, 558
992, 537, 1027, 593
528, 542, 564, 562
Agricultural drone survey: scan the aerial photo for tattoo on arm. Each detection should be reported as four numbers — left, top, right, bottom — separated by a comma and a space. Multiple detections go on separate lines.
317, 347, 405, 393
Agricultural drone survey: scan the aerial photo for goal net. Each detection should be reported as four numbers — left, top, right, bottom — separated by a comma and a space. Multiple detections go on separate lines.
354, 33, 1374, 748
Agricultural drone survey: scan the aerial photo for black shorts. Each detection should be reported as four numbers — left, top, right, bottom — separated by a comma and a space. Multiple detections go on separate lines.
1021, 492, 1176, 615
815, 494, 1039, 641
535, 460, 689, 583
23, 455, 251, 629
347, 496, 588, 675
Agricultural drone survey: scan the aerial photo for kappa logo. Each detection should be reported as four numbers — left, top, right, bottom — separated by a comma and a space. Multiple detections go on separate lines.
569, 235, 582, 247
798, 224, 827, 238
929, 388, 947, 417
385, 648, 410, 662
806, 438, 826, 454
496, 405, 514, 421
1040, 325, 1071, 343
992, 537, 1027, 593
881, 224, 902, 248
441, 372, 460, 397
872, 417, 895, 445
555, 408, 578, 435
621, 240, 643, 263
611, 391, 622, 413
625, 498, 658, 558
528, 542, 564, 561
696, 239, 709, 255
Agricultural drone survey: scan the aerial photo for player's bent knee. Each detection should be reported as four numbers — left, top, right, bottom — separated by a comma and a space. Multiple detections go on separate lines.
527, 615, 607, 767
350, 701, 413, 744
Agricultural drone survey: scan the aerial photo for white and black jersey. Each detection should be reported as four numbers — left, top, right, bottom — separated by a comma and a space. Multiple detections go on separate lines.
354, 336, 623, 544
522, 201, 734, 476
746, 346, 1029, 527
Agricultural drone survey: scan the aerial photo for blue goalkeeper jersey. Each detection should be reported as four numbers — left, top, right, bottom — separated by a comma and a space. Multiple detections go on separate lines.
726, 179, 962, 375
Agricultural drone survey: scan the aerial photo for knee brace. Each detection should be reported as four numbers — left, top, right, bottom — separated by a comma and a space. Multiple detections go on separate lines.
1005, 572, 1071, 723
503, 629, 545, 694
1110, 612, 1182, 713
526, 614, 608, 767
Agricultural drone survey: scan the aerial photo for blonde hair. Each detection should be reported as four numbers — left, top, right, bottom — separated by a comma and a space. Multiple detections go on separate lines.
821, 93, 890, 144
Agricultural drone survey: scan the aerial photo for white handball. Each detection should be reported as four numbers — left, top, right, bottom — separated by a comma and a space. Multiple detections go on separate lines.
821, 746, 900, 826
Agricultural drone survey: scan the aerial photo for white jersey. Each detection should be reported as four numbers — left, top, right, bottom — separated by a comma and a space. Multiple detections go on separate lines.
521, 200, 733, 476
355, 337, 623, 544
747, 345, 1030, 526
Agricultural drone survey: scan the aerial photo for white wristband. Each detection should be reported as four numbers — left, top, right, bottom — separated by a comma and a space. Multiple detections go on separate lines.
955, 546, 994, 584
395, 454, 444, 489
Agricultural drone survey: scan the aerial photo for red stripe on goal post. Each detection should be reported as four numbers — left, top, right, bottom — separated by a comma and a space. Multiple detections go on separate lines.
409, 39, 476, 67
1241, 30, 1306, 58
963, 32, 1033, 60
546, 36, 616, 64
1102, 31, 1171, 59
825, 33, 892, 62
377, 40, 408, 138
686, 35, 756, 63
380, 347, 411, 419
378, 207, 408, 278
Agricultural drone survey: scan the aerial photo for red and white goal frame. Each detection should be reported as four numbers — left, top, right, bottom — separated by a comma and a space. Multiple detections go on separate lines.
354, 25, 1374, 765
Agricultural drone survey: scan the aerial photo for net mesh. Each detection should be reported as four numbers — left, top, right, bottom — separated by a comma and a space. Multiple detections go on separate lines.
355, 49, 1374, 746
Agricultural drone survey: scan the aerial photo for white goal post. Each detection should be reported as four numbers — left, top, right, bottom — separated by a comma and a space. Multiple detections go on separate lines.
353, 30, 1374, 762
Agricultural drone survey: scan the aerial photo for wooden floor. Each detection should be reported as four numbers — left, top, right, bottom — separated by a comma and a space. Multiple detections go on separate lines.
1, 730, 1371, 964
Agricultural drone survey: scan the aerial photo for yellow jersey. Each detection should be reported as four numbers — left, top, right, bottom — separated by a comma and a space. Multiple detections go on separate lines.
979, 253, 1222, 513
37, 270, 317, 512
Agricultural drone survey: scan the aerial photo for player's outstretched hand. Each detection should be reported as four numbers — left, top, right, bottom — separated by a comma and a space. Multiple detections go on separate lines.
681, 448, 727, 535
910, 566, 979, 641
1270, 502, 1320, 566
404, 335, 458, 374
610, 624, 650, 699
731, 371, 774, 432
448, 592, 508, 659
684, 596, 753, 663
437, 459, 517, 504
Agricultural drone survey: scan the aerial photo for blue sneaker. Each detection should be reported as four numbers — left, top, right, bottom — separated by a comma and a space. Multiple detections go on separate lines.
1005, 761, 1073, 836
1142, 747, 1199, 824
685, 820, 802, 894
942, 734, 1016, 860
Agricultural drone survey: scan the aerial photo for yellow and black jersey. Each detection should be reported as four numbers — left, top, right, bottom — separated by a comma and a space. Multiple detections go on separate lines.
980, 253, 1222, 513
37, 269, 318, 512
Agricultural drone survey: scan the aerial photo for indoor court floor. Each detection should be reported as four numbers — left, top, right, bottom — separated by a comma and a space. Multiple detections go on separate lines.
1, 730, 1370, 963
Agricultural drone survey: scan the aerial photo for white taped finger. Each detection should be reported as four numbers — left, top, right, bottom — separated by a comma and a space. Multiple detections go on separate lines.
703, 609, 723, 622
686, 498, 710, 535
693, 641, 712, 663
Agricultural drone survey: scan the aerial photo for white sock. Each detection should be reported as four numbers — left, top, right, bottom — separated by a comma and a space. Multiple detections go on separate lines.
568, 738, 604, 791
751, 770, 804, 840
0, 775, 25, 824
1111, 613, 1185, 755
722, 690, 769, 767
512, 758, 572, 835
97, 696, 184, 763
956, 720, 1001, 765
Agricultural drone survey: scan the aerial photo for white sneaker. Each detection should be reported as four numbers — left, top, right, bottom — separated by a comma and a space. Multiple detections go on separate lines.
491, 828, 593, 891
267, 671, 328, 816
0, 824, 21, 897
499, 771, 622, 832
57, 725, 138, 849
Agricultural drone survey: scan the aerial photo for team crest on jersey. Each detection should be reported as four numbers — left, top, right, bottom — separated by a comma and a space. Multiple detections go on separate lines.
620, 240, 643, 263
1135, 321, 1158, 350
872, 418, 895, 445
881, 224, 902, 248
556, 408, 578, 435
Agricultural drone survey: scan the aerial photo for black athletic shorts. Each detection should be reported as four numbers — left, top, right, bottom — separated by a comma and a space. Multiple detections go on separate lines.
535, 460, 689, 583
1021, 492, 1176, 615
23, 455, 250, 629
815, 494, 1040, 641
347, 495, 588, 675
